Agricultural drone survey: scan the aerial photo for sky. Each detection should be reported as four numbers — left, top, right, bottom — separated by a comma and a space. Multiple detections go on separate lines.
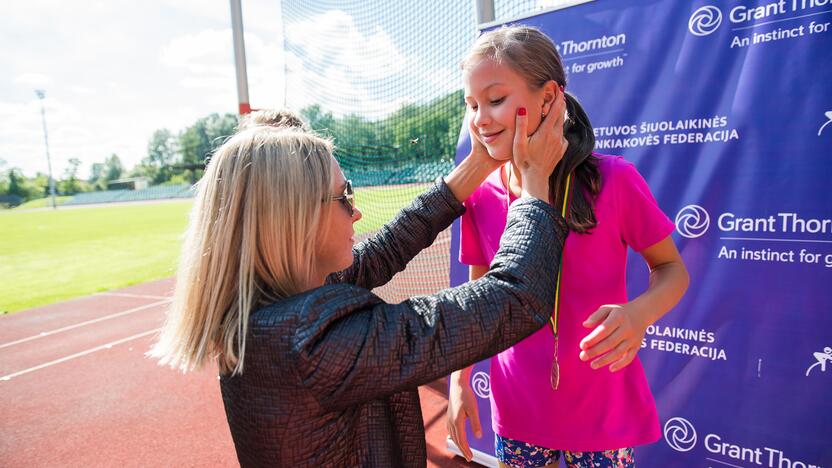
0, 0, 568, 179
1, 0, 288, 178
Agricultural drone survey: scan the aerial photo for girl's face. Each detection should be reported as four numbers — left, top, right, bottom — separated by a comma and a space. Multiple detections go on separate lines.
463, 58, 553, 161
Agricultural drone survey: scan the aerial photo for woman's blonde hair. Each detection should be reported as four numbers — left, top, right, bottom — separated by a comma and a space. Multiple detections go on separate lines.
149, 126, 333, 375
237, 109, 309, 131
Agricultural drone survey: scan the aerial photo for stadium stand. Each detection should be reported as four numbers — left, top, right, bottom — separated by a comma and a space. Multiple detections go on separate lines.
62, 184, 194, 206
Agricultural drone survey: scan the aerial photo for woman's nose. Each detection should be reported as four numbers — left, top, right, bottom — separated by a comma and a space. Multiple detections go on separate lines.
352, 206, 362, 222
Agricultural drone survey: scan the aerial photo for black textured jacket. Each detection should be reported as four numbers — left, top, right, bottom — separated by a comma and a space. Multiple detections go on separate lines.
219, 181, 568, 467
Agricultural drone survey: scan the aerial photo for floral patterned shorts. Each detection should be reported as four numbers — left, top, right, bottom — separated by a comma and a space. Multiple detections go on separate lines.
495, 434, 635, 468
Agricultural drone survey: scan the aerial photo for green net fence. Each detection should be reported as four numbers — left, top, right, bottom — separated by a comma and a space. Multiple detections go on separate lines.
279, 0, 577, 301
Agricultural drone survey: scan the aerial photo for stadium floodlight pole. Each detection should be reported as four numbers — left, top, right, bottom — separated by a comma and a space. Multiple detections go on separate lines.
229, 0, 252, 115
474, 0, 495, 25
35, 89, 57, 209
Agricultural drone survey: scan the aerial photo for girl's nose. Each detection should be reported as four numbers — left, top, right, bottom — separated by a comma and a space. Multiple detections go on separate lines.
473, 108, 491, 128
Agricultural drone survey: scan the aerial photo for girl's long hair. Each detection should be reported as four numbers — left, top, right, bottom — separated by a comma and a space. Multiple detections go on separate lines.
149, 126, 333, 375
463, 25, 600, 232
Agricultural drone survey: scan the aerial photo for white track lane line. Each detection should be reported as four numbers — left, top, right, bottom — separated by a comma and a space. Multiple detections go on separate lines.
0, 299, 170, 350
0, 328, 162, 381
97, 292, 171, 300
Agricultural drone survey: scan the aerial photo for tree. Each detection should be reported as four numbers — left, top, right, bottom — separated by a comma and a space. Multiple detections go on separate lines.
104, 154, 123, 182
178, 113, 238, 183
7, 169, 26, 198
88, 163, 104, 183
301, 104, 336, 134
0, 169, 46, 201
86, 155, 123, 190
29, 173, 50, 199
0, 160, 8, 196
134, 129, 177, 184
58, 158, 83, 194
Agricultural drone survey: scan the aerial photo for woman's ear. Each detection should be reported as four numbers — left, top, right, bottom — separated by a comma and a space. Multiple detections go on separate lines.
540, 80, 557, 117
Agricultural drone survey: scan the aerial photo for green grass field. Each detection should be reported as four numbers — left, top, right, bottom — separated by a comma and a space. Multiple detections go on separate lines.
13, 196, 72, 210
0, 184, 427, 314
353, 183, 429, 233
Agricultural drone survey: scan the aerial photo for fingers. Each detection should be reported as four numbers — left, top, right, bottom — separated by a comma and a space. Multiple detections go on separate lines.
445, 413, 468, 460
587, 339, 630, 369
581, 327, 624, 363
582, 306, 612, 329
512, 107, 528, 165
453, 418, 472, 461
469, 403, 482, 439
609, 347, 638, 372
579, 322, 612, 353
579, 306, 620, 350
446, 393, 476, 462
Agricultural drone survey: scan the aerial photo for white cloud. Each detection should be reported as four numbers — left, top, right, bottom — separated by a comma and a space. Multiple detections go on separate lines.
162, 29, 231, 67
15, 73, 53, 88
68, 85, 96, 95
160, 26, 284, 111
283, 10, 416, 119
285, 11, 405, 81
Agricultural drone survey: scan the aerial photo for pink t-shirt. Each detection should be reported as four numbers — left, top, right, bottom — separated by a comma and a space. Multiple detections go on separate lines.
460, 154, 674, 451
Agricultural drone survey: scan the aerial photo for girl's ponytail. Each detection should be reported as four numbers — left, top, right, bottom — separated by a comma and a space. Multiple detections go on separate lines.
550, 92, 600, 233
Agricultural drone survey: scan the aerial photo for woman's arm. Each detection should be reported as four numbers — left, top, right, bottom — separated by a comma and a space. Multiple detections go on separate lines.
295, 198, 568, 410
326, 178, 470, 290
578, 235, 689, 371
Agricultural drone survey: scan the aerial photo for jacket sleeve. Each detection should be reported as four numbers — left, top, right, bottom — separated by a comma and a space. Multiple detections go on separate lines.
326, 179, 464, 290
293, 198, 568, 411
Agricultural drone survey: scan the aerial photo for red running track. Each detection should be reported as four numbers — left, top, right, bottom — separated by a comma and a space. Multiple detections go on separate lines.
0, 278, 474, 467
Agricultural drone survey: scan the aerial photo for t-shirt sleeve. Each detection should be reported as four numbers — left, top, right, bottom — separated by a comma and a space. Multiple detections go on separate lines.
459, 192, 488, 266
613, 159, 675, 252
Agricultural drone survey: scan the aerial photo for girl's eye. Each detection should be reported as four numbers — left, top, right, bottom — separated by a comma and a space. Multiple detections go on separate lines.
469, 103, 478, 111
490, 97, 505, 105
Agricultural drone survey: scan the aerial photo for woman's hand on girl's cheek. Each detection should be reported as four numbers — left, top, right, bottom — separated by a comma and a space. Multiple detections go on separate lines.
466, 110, 503, 172
524, 91, 568, 173
578, 303, 649, 372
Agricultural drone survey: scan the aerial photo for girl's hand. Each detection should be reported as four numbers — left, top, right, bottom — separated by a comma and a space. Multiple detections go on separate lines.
578, 303, 649, 372
446, 376, 482, 462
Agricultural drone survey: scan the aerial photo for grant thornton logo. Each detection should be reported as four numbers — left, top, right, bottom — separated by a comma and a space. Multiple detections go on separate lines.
675, 205, 710, 238
689, 5, 723, 36
470, 371, 491, 399
664, 417, 698, 452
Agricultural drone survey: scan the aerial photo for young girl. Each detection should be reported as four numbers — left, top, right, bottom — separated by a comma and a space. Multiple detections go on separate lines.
446, 26, 689, 468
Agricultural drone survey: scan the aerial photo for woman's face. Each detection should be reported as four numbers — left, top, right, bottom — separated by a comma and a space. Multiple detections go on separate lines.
316, 158, 362, 278
463, 58, 551, 160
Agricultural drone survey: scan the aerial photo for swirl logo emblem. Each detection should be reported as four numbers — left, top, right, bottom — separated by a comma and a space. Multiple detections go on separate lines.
689, 6, 723, 36
470, 371, 491, 399
664, 417, 698, 452
675, 205, 710, 238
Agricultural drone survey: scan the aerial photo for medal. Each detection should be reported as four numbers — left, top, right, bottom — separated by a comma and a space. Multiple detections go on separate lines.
550, 172, 572, 391
550, 335, 560, 390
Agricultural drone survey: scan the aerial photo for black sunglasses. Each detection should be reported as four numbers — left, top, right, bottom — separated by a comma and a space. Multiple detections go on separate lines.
328, 179, 355, 216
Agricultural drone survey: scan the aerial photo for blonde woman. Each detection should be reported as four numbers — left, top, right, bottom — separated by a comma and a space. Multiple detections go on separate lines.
150, 104, 568, 466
